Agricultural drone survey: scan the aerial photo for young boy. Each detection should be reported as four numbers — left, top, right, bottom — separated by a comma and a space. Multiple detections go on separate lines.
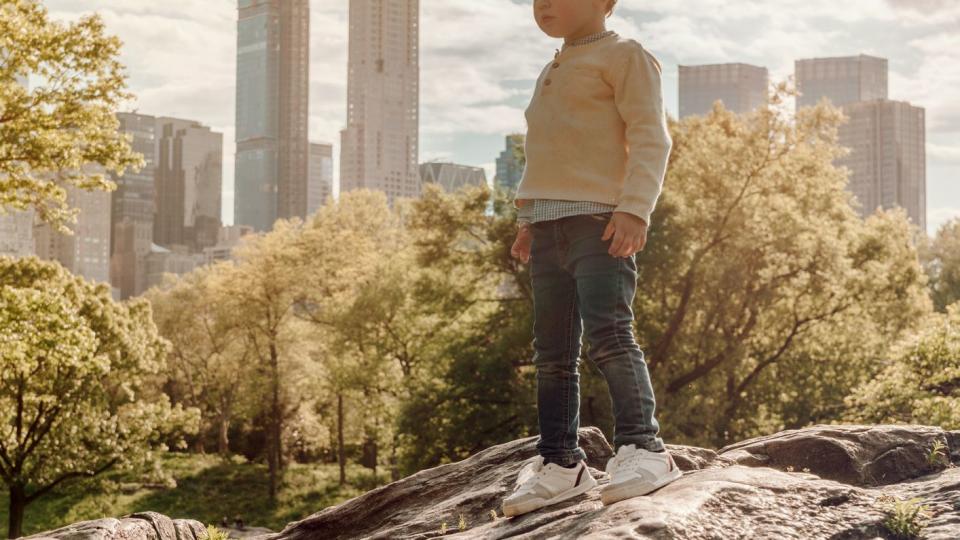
502, 0, 681, 517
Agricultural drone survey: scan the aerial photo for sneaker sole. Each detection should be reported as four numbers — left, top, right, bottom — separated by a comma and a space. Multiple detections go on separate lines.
600, 467, 682, 505
502, 468, 598, 517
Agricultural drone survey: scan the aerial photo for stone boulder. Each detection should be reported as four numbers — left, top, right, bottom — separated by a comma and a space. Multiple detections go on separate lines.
260, 423, 960, 540
22, 511, 207, 540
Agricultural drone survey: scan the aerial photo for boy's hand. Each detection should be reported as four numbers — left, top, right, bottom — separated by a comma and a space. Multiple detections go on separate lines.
603, 212, 648, 258
511, 224, 534, 263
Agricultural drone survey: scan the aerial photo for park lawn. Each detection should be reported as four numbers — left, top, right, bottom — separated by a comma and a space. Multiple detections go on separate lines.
0, 452, 392, 535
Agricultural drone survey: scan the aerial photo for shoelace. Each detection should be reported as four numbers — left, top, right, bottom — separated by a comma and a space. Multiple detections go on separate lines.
515, 459, 545, 491
608, 447, 662, 476
606, 447, 631, 475
515, 458, 574, 491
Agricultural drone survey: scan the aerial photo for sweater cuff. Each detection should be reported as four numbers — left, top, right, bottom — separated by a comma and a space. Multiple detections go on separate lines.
613, 200, 651, 228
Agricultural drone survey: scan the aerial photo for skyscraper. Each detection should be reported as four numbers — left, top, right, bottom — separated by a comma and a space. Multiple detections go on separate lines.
339, 0, 420, 207
155, 117, 223, 251
235, 0, 310, 232
34, 173, 111, 285
110, 112, 224, 299
307, 142, 334, 218
795, 54, 887, 111
110, 112, 156, 298
795, 54, 925, 232
495, 134, 525, 195
836, 99, 926, 231
678, 63, 769, 118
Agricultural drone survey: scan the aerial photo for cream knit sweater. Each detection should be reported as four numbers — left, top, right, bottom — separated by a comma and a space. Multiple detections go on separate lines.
513, 32, 672, 227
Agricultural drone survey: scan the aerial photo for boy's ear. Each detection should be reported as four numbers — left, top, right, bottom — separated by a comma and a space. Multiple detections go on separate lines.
605, 0, 618, 17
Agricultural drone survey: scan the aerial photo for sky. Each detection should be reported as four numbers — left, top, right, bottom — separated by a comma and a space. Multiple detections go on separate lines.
44, 0, 959, 237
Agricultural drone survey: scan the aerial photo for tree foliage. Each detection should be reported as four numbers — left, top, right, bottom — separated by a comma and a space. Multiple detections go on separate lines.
842, 301, 960, 429
918, 217, 960, 312
0, 0, 140, 232
0, 256, 199, 538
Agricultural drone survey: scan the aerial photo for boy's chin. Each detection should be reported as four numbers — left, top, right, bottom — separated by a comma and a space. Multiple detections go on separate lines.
537, 26, 568, 39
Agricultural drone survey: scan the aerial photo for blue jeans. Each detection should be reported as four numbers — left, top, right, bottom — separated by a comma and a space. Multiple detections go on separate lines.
529, 212, 666, 466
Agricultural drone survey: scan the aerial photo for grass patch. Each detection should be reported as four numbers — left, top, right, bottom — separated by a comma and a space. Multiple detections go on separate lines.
875, 493, 934, 540
0, 452, 395, 535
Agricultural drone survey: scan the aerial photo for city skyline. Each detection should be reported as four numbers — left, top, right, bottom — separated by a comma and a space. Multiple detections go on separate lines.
42, 0, 959, 236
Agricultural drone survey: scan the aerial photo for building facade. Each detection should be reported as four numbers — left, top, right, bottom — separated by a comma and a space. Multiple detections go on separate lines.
795, 54, 924, 232
678, 63, 768, 118
235, 0, 310, 232
339, 0, 420, 208
836, 99, 926, 231
34, 174, 111, 285
307, 142, 334, 218
419, 161, 487, 194
795, 54, 887, 111
495, 133, 525, 195
155, 117, 223, 251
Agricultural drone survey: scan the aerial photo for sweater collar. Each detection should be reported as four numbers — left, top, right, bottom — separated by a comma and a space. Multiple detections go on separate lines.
555, 30, 617, 59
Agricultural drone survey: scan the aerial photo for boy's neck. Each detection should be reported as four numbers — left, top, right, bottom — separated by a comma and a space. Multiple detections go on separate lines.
563, 23, 607, 46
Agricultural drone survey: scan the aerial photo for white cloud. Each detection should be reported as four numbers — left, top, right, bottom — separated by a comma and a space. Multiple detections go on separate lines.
928, 207, 960, 236
929, 142, 960, 163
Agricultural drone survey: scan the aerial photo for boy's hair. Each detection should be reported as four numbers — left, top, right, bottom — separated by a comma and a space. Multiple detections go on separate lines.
605, 0, 617, 17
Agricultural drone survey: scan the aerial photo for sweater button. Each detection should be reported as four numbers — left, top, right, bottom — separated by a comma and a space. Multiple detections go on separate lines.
552, 62, 559, 68
544, 78, 552, 85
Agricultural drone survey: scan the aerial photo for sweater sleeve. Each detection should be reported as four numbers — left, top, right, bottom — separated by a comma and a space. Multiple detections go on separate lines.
611, 42, 673, 227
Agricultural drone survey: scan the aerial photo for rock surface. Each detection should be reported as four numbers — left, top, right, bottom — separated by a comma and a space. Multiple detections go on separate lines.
260, 423, 960, 540
22, 511, 207, 540
23, 424, 960, 540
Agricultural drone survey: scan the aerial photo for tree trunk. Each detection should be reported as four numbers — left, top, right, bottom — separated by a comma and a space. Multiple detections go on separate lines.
267, 431, 277, 501
338, 391, 346, 486
8, 483, 26, 539
391, 431, 400, 482
268, 341, 282, 501
218, 412, 230, 456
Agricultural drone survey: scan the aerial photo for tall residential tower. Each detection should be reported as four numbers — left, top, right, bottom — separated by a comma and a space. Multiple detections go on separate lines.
339, 0, 420, 207
795, 54, 925, 232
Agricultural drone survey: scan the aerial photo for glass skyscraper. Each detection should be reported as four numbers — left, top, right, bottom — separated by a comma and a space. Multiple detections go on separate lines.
235, 0, 310, 232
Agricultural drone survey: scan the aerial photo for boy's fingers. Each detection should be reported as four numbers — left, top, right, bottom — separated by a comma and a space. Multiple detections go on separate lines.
609, 229, 626, 256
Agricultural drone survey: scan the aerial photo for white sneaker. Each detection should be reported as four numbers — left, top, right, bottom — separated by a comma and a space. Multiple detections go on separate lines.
501, 456, 597, 517
600, 444, 682, 505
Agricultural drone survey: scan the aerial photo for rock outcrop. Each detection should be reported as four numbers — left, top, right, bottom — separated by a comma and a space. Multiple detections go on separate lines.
23, 424, 960, 540
23, 511, 208, 540
263, 423, 960, 540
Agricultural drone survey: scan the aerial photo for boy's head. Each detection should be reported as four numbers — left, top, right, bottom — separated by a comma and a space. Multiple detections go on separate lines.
533, 0, 616, 38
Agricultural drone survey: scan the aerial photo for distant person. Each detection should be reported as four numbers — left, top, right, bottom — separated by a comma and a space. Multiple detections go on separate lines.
503, 0, 681, 517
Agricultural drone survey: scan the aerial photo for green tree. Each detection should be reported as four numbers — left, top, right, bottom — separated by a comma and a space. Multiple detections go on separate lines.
842, 301, 960, 428
0, 257, 200, 538
218, 218, 321, 502
145, 263, 254, 457
0, 0, 140, 232
918, 217, 960, 312
634, 83, 931, 446
393, 183, 541, 472
296, 189, 419, 484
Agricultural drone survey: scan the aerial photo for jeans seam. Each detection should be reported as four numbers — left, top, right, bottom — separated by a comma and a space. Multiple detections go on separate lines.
615, 255, 649, 449
563, 259, 576, 454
